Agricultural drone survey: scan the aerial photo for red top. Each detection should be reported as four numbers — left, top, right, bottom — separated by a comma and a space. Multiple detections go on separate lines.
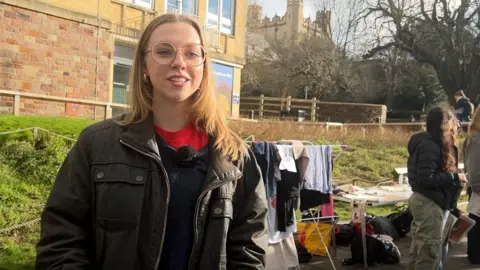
154, 123, 208, 151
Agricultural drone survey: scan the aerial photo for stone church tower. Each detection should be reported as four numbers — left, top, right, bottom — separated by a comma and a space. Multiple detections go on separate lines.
247, 0, 332, 46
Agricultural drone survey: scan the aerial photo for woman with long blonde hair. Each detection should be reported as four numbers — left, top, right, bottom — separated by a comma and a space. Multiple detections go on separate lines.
464, 107, 480, 264
35, 14, 268, 269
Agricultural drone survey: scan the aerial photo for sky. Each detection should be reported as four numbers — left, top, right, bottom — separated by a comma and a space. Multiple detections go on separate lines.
252, 0, 319, 20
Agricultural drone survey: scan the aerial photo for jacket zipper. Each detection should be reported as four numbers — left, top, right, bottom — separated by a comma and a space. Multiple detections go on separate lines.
119, 139, 170, 270
187, 176, 238, 270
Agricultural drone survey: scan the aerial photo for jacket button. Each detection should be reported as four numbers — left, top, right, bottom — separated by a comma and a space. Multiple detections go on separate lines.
214, 208, 222, 214
96, 171, 104, 179
135, 176, 144, 182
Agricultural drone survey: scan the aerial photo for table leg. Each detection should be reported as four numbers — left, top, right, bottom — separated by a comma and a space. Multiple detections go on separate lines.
360, 200, 368, 269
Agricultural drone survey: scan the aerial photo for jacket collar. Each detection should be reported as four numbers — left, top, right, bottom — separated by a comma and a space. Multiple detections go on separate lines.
119, 113, 160, 158
208, 136, 243, 184
119, 113, 242, 183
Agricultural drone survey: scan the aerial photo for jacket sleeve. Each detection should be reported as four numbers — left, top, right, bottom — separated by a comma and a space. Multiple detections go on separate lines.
35, 130, 93, 269
464, 137, 480, 193
464, 101, 473, 120
416, 140, 459, 190
227, 151, 268, 269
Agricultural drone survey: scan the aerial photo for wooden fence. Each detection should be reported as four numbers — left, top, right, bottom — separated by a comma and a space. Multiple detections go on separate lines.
240, 95, 314, 119
240, 95, 387, 123
0, 90, 128, 119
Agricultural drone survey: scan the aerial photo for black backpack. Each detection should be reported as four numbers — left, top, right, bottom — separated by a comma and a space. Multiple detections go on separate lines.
343, 234, 401, 266
368, 216, 399, 240
387, 208, 413, 237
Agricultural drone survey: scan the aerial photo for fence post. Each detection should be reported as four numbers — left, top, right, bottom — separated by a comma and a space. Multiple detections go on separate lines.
13, 93, 20, 116
259, 94, 264, 119
105, 104, 112, 119
33, 127, 38, 138
379, 125, 385, 135
287, 96, 291, 112
311, 97, 316, 121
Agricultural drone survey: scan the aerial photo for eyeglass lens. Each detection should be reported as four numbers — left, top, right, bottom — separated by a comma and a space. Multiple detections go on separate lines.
151, 43, 205, 66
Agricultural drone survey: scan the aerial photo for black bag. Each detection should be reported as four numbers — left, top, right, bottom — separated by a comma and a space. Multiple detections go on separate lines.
369, 216, 399, 240
296, 243, 312, 263
343, 234, 401, 266
387, 208, 413, 237
335, 223, 355, 247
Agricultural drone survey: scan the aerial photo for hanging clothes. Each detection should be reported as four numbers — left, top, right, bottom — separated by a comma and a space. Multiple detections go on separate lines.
299, 189, 331, 211
276, 144, 300, 232
265, 235, 300, 270
252, 142, 281, 198
251, 142, 292, 243
280, 140, 310, 182
304, 145, 333, 193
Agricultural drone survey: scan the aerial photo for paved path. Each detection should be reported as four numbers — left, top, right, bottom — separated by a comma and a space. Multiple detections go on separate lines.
300, 236, 480, 269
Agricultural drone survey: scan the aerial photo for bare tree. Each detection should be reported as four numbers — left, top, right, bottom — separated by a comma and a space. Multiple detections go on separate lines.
314, 0, 368, 56
361, 0, 480, 101
241, 36, 377, 101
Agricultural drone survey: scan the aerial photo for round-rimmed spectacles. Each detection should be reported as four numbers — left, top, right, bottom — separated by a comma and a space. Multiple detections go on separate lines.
145, 42, 207, 66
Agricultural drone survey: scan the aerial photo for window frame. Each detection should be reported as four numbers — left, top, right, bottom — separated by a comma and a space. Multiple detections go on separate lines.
120, 0, 154, 9
206, 0, 235, 35
166, 0, 198, 15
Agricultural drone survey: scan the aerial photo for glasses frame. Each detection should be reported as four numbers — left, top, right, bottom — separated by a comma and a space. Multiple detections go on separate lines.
144, 42, 207, 67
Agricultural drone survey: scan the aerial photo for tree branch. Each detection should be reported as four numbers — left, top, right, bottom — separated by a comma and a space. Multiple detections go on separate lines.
363, 42, 396, 59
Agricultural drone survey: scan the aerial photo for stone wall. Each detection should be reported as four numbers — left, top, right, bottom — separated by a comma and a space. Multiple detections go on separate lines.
0, 3, 112, 119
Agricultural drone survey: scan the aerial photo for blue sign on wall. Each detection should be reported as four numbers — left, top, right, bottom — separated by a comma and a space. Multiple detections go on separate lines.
232, 93, 240, 105
212, 62, 234, 116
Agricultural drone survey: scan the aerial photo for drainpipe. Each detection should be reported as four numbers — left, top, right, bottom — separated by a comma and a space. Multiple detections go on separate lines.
94, 0, 101, 120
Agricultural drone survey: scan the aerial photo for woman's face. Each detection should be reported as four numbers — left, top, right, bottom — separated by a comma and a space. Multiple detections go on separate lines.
144, 22, 204, 105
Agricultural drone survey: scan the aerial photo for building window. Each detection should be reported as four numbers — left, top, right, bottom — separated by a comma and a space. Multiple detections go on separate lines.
113, 43, 135, 117
121, 0, 154, 9
207, 0, 235, 35
167, 0, 197, 15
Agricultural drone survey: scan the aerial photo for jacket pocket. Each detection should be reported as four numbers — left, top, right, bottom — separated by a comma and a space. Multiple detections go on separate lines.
92, 163, 147, 226
207, 198, 233, 266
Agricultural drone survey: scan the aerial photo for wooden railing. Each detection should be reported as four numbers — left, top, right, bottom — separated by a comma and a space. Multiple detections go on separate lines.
240, 95, 315, 119
0, 90, 128, 119
240, 95, 386, 122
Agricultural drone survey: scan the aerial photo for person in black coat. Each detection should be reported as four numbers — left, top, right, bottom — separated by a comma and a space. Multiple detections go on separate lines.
454, 90, 474, 123
407, 106, 468, 270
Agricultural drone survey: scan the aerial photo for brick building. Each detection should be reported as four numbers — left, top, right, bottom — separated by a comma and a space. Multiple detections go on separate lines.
0, 0, 246, 119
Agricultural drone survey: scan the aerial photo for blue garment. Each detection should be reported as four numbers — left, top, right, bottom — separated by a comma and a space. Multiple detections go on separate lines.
252, 142, 281, 198
304, 145, 332, 193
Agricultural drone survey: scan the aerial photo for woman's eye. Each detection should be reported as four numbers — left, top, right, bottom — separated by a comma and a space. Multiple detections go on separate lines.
157, 50, 173, 56
186, 52, 199, 57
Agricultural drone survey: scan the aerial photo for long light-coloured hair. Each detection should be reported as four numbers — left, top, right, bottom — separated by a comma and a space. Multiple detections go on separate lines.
120, 13, 247, 161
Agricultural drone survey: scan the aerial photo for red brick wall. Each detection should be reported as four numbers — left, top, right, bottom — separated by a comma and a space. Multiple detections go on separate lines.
0, 4, 112, 119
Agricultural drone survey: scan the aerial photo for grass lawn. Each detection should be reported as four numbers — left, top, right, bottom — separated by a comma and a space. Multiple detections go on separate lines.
0, 115, 426, 267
